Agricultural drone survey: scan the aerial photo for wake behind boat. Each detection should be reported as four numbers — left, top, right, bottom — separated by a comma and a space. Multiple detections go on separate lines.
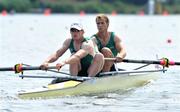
18, 69, 164, 99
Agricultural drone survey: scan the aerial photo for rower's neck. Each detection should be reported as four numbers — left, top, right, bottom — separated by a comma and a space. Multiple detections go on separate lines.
74, 36, 84, 44
98, 31, 109, 39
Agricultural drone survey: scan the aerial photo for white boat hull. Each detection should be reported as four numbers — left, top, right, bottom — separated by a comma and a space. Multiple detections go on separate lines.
18, 72, 159, 99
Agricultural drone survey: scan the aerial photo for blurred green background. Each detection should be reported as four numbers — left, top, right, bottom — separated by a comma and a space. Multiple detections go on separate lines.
0, 0, 180, 14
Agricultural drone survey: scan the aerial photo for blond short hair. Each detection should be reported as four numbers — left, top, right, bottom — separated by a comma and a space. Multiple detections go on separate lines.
96, 14, 109, 25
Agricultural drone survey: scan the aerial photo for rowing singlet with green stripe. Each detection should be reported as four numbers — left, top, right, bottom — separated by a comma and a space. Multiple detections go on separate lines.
69, 37, 93, 76
93, 32, 118, 57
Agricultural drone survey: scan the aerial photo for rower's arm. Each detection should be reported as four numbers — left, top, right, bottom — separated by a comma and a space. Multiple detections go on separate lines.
63, 41, 92, 64
91, 37, 100, 53
114, 35, 126, 59
43, 38, 71, 63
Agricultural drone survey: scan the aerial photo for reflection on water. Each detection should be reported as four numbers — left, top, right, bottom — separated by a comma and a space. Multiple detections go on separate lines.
1, 14, 180, 112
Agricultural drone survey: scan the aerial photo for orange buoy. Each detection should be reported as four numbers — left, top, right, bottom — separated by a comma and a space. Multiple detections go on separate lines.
80, 10, 85, 16
111, 10, 117, 16
138, 10, 145, 16
163, 10, 169, 16
44, 8, 51, 16
1, 10, 7, 16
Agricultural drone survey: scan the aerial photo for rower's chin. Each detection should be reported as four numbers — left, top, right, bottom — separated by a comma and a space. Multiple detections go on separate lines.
98, 28, 105, 32
73, 36, 79, 40
73, 37, 80, 41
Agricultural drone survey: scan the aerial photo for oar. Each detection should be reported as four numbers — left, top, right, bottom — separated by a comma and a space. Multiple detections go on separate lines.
22, 64, 70, 75
0, 64, 56, 73
0, 64, 71, 75
105, 58, 180, 67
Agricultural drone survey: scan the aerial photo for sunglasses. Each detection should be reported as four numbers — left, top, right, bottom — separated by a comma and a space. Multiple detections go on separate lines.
70, 28, 80, 32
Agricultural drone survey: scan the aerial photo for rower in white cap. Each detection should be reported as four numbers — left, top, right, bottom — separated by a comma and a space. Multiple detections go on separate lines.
41, 22, 104, 77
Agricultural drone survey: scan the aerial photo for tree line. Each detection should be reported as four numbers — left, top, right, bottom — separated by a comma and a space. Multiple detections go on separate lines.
0, 0, 180, 14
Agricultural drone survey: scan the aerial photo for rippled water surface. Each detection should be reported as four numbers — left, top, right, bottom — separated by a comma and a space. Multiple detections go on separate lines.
0, 14, 180, 112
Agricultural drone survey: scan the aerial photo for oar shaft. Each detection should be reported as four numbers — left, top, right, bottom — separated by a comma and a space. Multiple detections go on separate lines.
104, 58, 180, 66
123, 59, 162, 64
174, 62, 180, 65
123, 59, 180, 65
0, 67, 14, 71
21, 66, 56, 70
0, 66, 56, 71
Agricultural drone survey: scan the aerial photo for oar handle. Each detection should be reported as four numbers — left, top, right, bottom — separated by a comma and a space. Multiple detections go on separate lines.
104, 58, 180, 66
104, 58, 116, 61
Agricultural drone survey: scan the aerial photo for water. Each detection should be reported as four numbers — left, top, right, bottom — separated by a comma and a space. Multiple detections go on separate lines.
0, 14, 180, 112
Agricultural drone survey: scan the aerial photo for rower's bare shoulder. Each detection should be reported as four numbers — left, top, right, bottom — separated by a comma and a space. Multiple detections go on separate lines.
63, 38, 71, 46
114, 34, 122, 43
64, 38, 72, 43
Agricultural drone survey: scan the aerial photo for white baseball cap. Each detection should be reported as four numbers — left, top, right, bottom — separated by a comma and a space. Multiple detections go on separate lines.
70, 23, 83, 30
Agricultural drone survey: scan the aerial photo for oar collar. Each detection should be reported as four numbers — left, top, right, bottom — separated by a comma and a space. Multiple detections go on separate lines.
14, 64, 23, 74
